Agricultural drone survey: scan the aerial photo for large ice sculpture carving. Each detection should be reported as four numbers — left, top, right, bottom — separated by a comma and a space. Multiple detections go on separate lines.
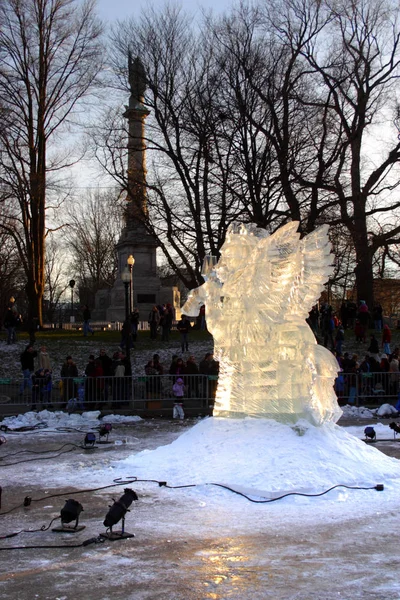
182, 222, 342, 425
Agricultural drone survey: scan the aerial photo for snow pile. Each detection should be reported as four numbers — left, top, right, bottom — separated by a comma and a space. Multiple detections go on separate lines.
341, 404, 376, 418
0, 409, 141, 430
114, 417, 400, 493
376, 403, 398, 417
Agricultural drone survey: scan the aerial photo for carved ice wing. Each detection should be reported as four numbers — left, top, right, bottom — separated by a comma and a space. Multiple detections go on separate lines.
254, 222, 301, 318
287, 225, 334, 318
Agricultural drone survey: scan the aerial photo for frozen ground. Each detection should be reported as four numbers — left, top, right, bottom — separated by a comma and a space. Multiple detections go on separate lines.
2, 410, 400, 599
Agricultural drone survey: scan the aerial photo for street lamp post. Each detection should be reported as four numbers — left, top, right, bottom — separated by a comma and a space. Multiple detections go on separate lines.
127, 254, 135, 314
69, 280, 76, 323
121, 267, 131, 364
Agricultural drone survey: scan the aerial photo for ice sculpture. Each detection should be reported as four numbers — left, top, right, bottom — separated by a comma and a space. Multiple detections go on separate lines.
182, 222, 342, 425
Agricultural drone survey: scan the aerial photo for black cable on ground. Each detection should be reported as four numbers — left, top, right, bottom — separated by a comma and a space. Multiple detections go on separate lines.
0, 477, 384, 518
203, 482, 383, 503
0, 479, 139, 516
0, 516, 60, 540
0, 443, 81, 460
0, 445, 77, 466
0, 536, 106, 550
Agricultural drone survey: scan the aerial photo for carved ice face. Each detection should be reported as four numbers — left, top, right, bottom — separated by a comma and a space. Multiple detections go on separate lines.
215, 233, 256, 284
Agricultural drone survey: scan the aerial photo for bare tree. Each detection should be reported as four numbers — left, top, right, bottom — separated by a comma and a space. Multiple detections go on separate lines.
0, 230, 24, 322
224, 0, 400, 308
0, 0, 104, 325
43, 234, 69, 324
95, 5, 289, 289
65, 189, 123, 304
297, 0, 400, 308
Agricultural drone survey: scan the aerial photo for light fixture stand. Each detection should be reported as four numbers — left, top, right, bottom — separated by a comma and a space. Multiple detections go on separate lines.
100, 516, 134, 541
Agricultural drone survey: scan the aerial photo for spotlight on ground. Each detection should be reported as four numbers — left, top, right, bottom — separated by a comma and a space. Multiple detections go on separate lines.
389, 422, 400, 438
364, 426, 376, 441
83, 432, 97, 449
98, 423, 113, 444
52, 499, 85, 533
100, 488, 138, 541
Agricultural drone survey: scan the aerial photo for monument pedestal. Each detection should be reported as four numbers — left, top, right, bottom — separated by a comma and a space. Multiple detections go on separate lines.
95, 223, 179, 322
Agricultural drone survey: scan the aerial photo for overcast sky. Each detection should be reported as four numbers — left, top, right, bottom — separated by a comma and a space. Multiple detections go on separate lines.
96, 0, 234, 22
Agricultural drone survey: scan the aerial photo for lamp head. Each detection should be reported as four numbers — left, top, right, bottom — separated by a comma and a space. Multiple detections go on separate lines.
364, 426, 376, 440
103, 488, 138, 529
99, 423, 112, 438
389, 422, 400, 434
84, 432, 96, 447
61, 499, 83, 525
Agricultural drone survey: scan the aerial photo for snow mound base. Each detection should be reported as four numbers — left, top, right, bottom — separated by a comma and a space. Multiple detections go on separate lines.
118, 416, 400, 492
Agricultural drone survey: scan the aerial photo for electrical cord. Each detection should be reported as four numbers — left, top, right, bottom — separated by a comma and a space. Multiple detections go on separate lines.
0, 479, 140, 516
0, 476, 383, 517
0, 478, 384, 550
0, 443, 81, 460
203, 483, 384, 503
0, 445, 77, 466
0, 516, 60, 540
0, 536, 106, 550
0, 438, 115, 467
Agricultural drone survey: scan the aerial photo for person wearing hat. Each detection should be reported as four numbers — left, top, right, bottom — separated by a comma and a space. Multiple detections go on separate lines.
172, 377, 185, 419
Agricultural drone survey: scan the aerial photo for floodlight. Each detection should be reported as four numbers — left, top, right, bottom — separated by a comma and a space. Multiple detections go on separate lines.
389, 422, 400, 437
83, 432, 97, 448
52, 499, 85, 533
100, 488, 138, 541
98, 423, 113, 444
364, 426, 376, 441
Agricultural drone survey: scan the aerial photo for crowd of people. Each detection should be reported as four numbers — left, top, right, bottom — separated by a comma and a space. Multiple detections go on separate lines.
308, 300, 400, 403
16, 342, 219, 416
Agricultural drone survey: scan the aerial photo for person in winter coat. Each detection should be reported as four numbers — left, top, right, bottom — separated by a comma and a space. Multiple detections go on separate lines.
176, 314, 191, 352
148, 306, 160, 340
38, 346, 51, 371
82, 305, 94, 336
367, 335, 380, 359
172, 377, 185, 419
335, 326, 345, 356
382, 324, 392, 355
19, 344, 38, 395
354, 319, 364, 343
4, 307, 17, 344
60, 356, 78, 406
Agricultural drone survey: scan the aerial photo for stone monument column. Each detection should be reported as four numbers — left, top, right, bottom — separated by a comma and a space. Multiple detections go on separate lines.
105, 54, 178, 322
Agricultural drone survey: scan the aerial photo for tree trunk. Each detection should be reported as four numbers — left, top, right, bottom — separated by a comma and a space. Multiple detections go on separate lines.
354, 245, 374, 312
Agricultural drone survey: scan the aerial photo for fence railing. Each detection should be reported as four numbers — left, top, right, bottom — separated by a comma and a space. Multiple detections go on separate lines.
61, 320, 179, 332
0, 374, 217, 415
1, 370, 397, 414
335, 370, 400, 408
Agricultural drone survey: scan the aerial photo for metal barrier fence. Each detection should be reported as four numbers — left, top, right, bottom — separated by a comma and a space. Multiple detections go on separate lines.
1, 370, 396, 415
335, 370, 400, 407
0, 374, 217, 415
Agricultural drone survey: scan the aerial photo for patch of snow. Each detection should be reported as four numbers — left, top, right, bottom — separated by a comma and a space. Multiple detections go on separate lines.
376, 403, 398, 417
0, 409, 141, 430
340, 404, 376, 418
